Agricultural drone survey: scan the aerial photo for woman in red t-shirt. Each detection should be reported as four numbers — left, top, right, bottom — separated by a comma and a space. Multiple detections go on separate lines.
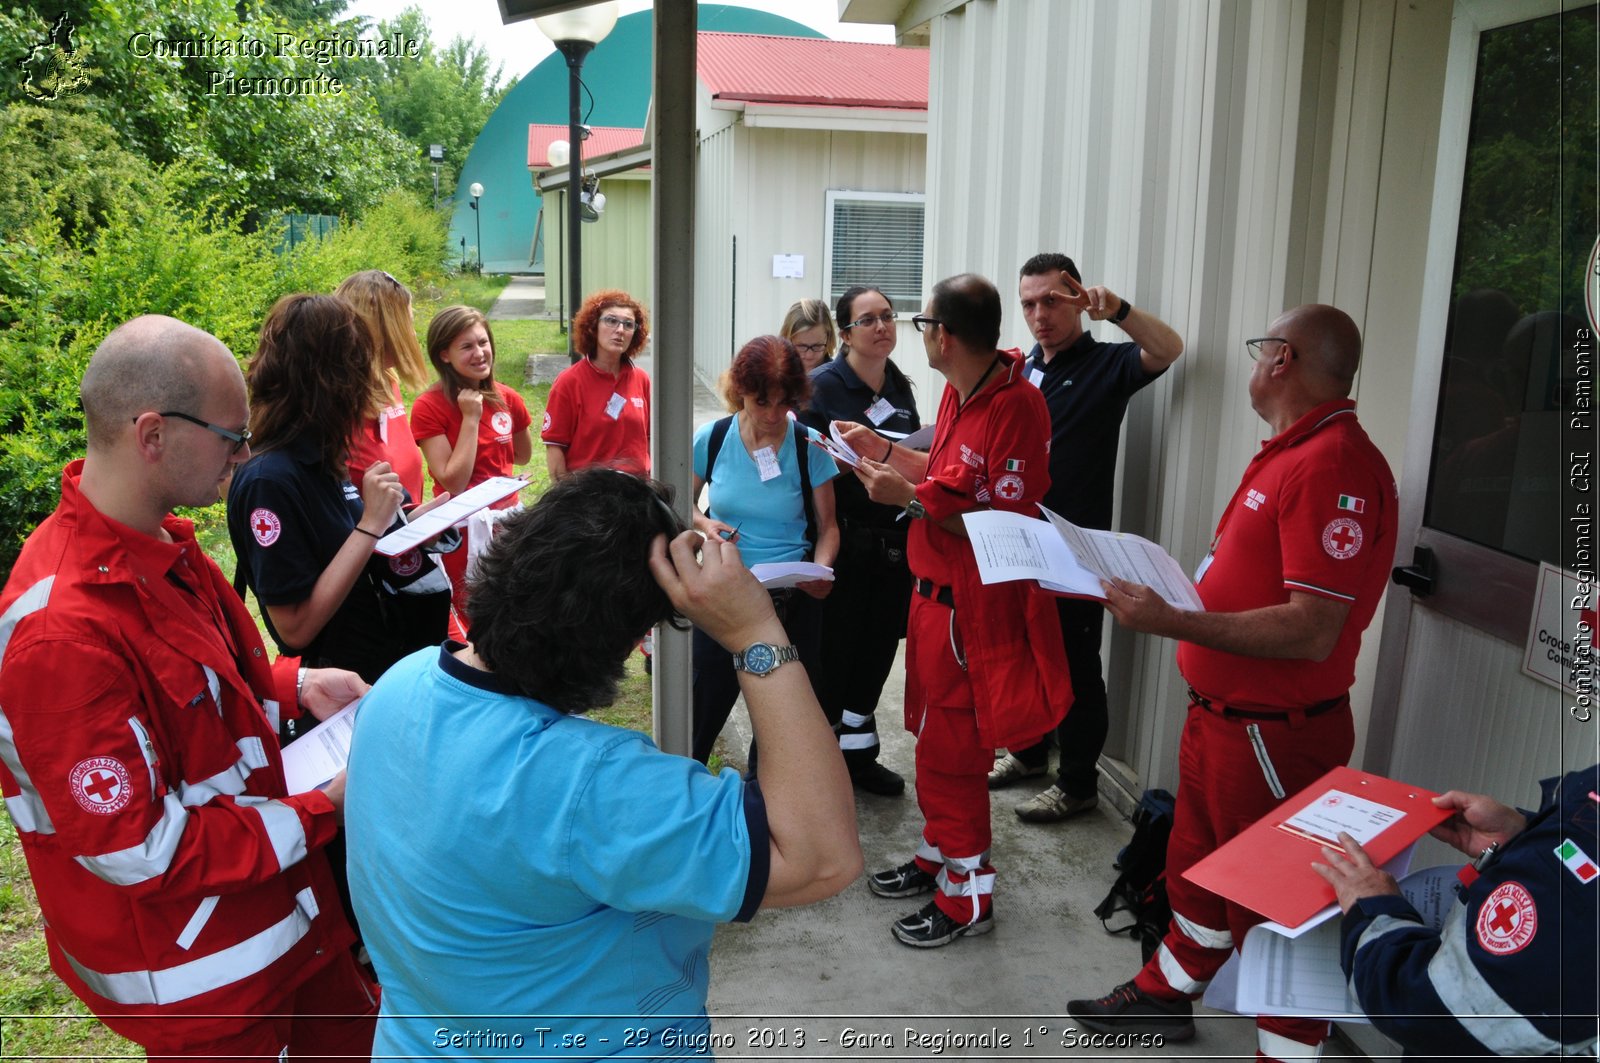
336, 270, 430, 499
412, 306, 532, 639
543, 289, 652, 479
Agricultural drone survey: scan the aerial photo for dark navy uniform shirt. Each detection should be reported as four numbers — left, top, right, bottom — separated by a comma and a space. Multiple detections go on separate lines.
803, 353, 921, 533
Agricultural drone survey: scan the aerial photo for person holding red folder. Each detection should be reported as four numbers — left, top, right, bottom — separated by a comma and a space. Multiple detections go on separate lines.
1066, 304, 1398, 1062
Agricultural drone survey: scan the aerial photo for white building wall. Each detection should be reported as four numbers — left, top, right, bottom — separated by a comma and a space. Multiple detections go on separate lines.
911, 0, 1483, 799
693, 122, 928, 394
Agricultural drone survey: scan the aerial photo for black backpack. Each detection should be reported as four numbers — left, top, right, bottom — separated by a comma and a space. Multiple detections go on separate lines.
1092, 788, 1176, 963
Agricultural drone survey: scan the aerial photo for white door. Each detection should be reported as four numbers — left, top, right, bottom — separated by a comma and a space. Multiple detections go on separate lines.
1366, 0, 1597, 809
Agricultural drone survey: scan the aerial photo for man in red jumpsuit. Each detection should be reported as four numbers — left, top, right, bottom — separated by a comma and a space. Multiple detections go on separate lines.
1067, 304, 1398, 1061
843, 274, 1071, 948
0, 316, 379, 1060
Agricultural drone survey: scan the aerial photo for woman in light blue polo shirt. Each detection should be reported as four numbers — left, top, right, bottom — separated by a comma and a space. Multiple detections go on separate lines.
690, 335, 840, 766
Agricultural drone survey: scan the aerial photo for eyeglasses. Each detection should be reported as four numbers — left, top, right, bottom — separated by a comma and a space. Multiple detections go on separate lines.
599, 314, 638, 333
143, 411, 253, 455
911, 315, 943, 334
792, 342, 830, 355
844, 312, 896, 331
1244, 337, 1288, 361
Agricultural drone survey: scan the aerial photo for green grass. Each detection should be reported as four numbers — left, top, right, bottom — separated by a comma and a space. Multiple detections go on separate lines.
0, 274, 659, 1058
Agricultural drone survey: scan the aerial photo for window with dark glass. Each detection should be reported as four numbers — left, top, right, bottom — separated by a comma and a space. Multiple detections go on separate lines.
1424, 6, 1597, 572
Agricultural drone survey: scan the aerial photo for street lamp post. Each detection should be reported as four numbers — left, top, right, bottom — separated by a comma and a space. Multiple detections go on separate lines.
534, 2, 618, 361
429, 143, 444, 208
469, 182, 484, 272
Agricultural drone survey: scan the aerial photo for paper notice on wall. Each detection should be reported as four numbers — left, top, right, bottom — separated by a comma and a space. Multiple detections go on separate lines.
772, 254, 804, 279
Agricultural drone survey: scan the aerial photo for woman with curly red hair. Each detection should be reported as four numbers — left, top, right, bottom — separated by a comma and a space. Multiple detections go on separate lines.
689, 335, 840, 768
543, 289, 652, 478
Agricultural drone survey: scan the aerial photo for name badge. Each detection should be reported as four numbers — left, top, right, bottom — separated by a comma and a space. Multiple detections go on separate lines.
1028, 368, 1045, 389
1194, 553, 1214, 584
753, 446, 781, 482
604, 392, 627, 420
865, 397, 896, 425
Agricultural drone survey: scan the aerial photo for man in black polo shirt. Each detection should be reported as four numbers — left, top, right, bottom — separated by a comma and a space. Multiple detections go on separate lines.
989, 253, 1185, 822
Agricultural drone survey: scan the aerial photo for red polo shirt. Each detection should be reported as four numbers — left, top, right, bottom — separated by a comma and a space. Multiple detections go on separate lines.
411, 382, 530, 503
541, 358, 652, 476
1177, 399, 1398, 707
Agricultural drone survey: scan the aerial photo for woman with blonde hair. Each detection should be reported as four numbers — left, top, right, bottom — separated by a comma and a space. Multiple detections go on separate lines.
335, 270, 431, 500
780, 298, 837, 373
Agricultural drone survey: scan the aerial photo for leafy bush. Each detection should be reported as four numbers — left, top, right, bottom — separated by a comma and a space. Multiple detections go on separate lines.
0, 178, 449, 572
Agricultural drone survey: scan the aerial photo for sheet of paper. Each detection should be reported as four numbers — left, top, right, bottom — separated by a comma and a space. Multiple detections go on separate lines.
281, 699, 361, 794
374, 476, 525, 556
898, 423, 936, 451
820, 422, 863, 468
1039, 506, 1205, 611
749, 562, 835, 589
771, 253, 804, 279
1282, 789, 1406, 847
1220, 861, 1457, 1021
961, 506, 1204, 611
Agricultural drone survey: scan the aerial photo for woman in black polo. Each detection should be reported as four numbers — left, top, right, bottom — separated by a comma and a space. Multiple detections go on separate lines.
228, 293, 450, 684
801, 285, 922, 796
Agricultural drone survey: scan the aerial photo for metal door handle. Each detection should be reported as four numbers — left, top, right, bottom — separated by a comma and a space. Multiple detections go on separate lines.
1391, 545, 1436, 597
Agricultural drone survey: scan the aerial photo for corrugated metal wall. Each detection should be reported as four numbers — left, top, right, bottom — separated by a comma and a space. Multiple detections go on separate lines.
693, 123, 928, 392
915, 0, 1479, 798
543, 176, 655, 320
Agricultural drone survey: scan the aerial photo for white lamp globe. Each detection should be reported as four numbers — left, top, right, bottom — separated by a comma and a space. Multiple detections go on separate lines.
469, 182, 484, 199
534, 2, 619, 46
547, 140, 570, 168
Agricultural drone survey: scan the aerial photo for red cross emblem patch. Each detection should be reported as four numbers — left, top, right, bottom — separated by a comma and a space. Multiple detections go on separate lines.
492, 411, 514, 437
250, 508, 282, 547
388, 548, 423, 577
1321, 517, 1363, 560
1475, 881, 1537, 955
994, 474, 1025, 502
69, 757, 134, 815
542, 411, 552, 433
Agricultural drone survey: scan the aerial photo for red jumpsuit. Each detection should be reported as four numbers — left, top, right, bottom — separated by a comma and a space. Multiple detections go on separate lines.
1131, 400, 1397, 1060
904, 352, 1072, 924
0, 463, 375, 1059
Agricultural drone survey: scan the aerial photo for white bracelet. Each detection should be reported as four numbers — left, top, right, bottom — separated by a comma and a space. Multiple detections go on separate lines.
296, 667, 307, 705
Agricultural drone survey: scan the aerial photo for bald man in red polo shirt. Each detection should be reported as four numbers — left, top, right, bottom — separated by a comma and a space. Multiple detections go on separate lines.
1067, 304, 1397, 1062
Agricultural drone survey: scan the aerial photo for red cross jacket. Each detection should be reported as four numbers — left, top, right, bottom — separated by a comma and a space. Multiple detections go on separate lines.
0, 462, 351, 1044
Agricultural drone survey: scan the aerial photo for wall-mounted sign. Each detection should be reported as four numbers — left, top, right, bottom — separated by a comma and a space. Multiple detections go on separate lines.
1522, 561, 1596, 700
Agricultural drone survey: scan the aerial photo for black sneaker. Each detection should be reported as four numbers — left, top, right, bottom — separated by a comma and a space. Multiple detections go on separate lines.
849, 759, 906, 796
867, 859, 936, 898
1065, 981, 1196, 1041
890, 899, 994, 948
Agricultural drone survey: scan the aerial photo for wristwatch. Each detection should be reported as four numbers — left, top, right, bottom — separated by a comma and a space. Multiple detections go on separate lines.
903, 498, 928, 520
731, 642, 801, 677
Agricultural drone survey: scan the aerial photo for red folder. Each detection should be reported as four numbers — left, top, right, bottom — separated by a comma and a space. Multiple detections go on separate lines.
1183, 766, 1453, 929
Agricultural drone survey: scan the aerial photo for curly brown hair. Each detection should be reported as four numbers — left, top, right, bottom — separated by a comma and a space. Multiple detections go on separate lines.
718, 335, 811, 412
247, 294, 372, 476
425, 305, 505, 409
573, 289, 649, 362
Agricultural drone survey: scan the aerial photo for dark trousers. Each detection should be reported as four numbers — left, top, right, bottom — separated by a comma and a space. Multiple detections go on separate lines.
691, 589, 824, 767
815, 549, 911, 767
1010, 596, 1108, 799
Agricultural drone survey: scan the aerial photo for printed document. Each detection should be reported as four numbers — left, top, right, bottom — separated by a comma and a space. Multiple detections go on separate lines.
281, 699, 361, 794
962, 505, 1203, 611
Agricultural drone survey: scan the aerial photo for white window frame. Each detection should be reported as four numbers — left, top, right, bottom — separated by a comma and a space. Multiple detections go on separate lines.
822, 190, 927, 317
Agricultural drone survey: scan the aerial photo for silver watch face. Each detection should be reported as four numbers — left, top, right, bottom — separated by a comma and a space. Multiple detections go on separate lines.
742, 642, 778, 675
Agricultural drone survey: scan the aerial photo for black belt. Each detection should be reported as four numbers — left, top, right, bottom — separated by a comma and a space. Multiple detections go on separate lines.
913, 578, 954, 607
1187, 687, 1346, 723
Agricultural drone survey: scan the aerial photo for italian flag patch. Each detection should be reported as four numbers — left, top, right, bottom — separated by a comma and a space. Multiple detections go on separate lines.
1005, 459, 1025, 472
1337, 494, 1365, 513
1556, 839, 1599, 883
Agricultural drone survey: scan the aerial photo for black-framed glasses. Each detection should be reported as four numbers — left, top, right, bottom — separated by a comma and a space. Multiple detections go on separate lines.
599, 314, 638, 332
1244, 337, 1288, 361
911, 315, 943, 334
791, 341, 830, 355
844, 312, 897, 330
145, 411, 253, 454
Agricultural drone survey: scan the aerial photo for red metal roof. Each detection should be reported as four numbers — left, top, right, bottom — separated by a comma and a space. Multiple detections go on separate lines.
697, 32, 928, 110
527, 124, 645, 169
